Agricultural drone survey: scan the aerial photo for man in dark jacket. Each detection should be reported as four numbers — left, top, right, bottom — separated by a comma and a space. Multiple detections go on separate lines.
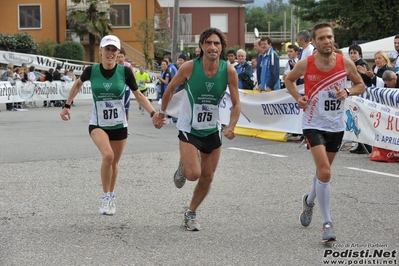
348, 44, 372, 154
253, 39, 262, 88
259, 36, 280, 91
44, 68, 55, 107
45, 68, 54, 82
234, 49, 254, 89
53, 65, 62, 80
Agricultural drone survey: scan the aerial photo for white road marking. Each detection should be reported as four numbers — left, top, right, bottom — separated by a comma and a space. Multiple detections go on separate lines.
227, 147, 288, 157
346, 167, 399, 178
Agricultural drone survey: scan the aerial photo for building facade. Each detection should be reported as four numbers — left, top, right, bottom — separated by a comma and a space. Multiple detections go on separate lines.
158, 0, 253, 49
0, 0, 162, 65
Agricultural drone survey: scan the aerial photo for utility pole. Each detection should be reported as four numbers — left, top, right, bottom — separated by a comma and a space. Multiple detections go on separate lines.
172, 0, 180, 62
290, 4, 296, 44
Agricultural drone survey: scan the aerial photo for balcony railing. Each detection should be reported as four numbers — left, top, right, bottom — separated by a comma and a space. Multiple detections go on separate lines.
175, 34, 201, 47
65, 30, 89, 44
245, 31, 292, 43
120, 41, 145, 67
168, 32, 293, 46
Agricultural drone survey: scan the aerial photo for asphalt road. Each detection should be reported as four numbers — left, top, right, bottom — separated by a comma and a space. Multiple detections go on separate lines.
0, 100, 398, 266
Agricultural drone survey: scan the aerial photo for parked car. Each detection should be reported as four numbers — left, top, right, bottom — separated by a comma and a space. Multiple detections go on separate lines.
34, 71, 44, 81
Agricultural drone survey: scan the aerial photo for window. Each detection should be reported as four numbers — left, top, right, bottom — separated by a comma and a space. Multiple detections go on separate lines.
110, 4, 130, 27
210, 14, 228, 33
18, 5, 41, 29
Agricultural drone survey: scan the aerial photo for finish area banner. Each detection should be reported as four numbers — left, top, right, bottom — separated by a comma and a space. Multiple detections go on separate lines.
219, 88, 304, 134
344, 87, 399, 151
219, 87, 399, 152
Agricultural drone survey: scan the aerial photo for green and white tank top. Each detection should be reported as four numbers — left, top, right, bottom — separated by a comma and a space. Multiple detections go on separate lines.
89, 64, 127, 130
176, 58, 228, 137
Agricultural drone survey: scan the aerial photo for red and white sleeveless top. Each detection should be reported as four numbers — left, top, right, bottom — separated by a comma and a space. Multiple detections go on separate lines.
303, 54, 347, 132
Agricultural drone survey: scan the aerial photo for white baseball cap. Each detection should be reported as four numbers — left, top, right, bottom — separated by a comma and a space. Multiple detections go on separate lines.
100, 35, 121, 50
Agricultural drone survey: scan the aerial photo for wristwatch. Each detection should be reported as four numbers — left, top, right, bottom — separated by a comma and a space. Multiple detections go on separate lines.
159, 109, 167, 115
344, 88, 351, 97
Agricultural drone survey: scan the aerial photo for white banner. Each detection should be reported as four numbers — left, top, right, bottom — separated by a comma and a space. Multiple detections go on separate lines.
165, 86, 399, 152
0, 50, 90, 75
0, 80, 157, 102
359, 86, 399, 107
344, 87, 399, 151
219, 88, 303, 134
165, 88, 304, 134
0, 50, 160, 82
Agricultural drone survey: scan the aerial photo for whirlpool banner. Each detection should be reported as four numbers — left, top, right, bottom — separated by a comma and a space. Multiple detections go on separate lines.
0, 80, 157, 102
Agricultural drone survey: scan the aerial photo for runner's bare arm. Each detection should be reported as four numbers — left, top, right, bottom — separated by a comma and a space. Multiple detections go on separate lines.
224, 65, 241, 140
285, 59, 307, 102
344, 57, 365, 96
285, 59, 309, 108
60, 78, 84, 120
160, 61, 193, 112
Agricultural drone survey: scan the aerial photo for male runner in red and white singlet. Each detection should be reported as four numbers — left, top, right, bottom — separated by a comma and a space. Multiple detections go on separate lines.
285, 22, 365, 243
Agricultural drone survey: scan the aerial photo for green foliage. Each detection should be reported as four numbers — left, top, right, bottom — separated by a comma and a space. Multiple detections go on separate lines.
0, 32, 36, 53
53, 41, 85, 62
36, 39, 57, 57
290, 0, 399, 47
68, 0, 114, 62
135, 15, 171, 70
245, 0, 290, 32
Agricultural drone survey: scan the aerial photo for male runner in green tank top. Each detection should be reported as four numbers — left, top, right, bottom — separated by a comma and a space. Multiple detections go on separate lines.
152, 27, 241, 231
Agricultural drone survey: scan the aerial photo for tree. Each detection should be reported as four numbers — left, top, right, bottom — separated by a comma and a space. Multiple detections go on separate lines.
290, 0, 399, 47
68, 0, 114, 62
245, 1, 314, 43
135, 15, 171, 69
54, 42, 85, 62
246, 0, 290, 32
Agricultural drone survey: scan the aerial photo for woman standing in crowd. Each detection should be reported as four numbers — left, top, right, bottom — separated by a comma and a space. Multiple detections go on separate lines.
157, 59, 171, 99
358, 50, 395, 87
60, 35, 158, 215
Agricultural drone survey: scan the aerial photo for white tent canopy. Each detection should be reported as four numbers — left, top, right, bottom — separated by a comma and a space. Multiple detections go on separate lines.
340, 35, 397, 60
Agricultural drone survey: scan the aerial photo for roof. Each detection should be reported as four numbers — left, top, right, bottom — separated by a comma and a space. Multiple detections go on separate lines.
341, 35, 397, 60
229, 0, 255, 3
155, 0, 163, 14
158, 0, 254, 7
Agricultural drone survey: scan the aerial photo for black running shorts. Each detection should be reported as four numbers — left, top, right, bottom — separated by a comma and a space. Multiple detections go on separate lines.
88, 125, 128, 141
178, 130, 222, 154
302, 129, 344, 152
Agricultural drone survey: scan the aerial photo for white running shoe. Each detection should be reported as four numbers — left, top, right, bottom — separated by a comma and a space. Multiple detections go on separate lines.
99, 196, 111, 215
109, 195, 116, 215
183, 210, 201, 231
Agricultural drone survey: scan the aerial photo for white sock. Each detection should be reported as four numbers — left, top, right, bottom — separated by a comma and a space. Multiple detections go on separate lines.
316, 180, 332, 224
307, 174, 317, 205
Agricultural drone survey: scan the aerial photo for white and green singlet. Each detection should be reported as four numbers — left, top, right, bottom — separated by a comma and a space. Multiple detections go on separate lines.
176, 58, 228, 137
89, 64, 128, 130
